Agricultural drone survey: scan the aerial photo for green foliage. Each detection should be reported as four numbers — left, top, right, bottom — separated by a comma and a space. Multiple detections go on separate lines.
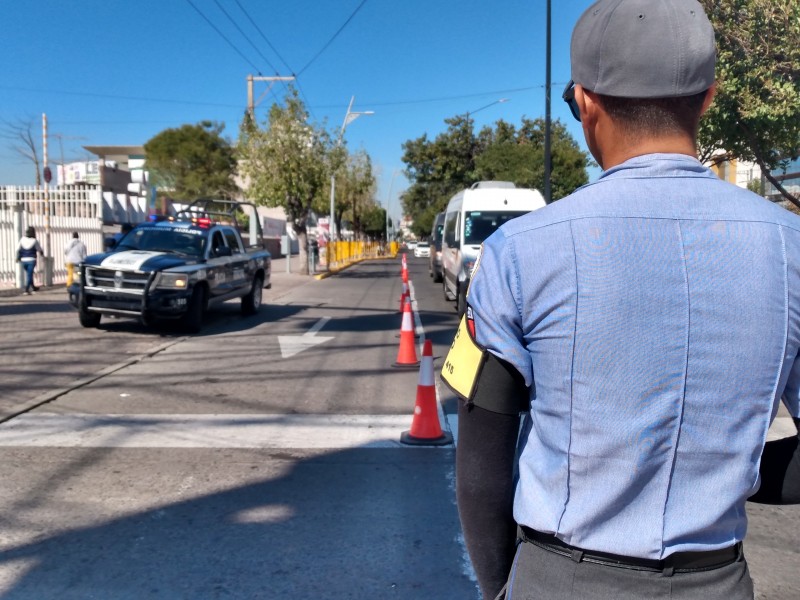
237, 89, 333, 235
698, 0, 800, 204
361, 204, 387, 238
144, 121, 238, 200
331, 149, 377, 238
400, 115, 590, 229
746, 178, 763, 195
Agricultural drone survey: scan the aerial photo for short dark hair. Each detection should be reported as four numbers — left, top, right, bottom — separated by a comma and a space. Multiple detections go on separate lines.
596, 91, 708, 139
72, 231, 79, 238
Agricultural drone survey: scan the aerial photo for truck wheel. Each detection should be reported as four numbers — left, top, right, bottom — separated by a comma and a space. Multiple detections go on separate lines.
78, 305, 101, 328
241, 275, 264, 316
182, 286, 206, 333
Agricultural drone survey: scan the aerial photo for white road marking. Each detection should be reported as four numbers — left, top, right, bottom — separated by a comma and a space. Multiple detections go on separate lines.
0, 413, 444, 449
277, 316, 334, 358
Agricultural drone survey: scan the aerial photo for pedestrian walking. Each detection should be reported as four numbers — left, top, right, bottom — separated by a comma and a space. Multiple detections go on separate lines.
64, 231, 87, 288
16, 226, 44, 295
444, 1, 800, 599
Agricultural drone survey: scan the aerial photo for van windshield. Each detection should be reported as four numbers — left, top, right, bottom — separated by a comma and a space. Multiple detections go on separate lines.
463, 211, 528, 245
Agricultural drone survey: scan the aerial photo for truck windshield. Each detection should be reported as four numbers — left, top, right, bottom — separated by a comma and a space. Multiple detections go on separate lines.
463, 211, 528, 245
118, 228, 206, 257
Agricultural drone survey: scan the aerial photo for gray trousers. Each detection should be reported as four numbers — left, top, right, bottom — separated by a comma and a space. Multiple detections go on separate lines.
503, 539, 754, 600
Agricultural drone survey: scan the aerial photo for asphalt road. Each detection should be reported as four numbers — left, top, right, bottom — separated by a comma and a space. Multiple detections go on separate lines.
0, 253, 797, 599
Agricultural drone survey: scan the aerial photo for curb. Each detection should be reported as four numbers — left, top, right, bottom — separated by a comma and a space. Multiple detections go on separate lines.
313, 255, 399, 280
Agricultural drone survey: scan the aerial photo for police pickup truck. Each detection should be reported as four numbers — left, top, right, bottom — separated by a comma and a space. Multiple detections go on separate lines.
74, 201, 271, 332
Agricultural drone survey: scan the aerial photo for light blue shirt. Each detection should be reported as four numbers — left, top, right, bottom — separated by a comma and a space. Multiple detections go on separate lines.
467, 154, 800, 559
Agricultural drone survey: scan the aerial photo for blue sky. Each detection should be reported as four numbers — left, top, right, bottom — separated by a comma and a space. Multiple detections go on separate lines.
1, 0, 598, 224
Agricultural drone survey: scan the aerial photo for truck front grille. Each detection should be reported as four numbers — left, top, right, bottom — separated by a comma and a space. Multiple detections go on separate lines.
85, 268, 150, 294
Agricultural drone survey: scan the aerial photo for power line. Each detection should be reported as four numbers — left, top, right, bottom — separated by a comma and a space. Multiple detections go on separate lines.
212, 0, 280, 75
0, 85, 242, 108
232, 0, 294, 74
314, 84, 568, 110
0, 81, 568, 121
184, 0, 262, 74
211, 0, 285, 106
296, 0, 369, 77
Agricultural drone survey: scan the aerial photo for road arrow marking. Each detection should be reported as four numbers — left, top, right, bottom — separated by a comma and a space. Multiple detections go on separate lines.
278, 317, 333, 358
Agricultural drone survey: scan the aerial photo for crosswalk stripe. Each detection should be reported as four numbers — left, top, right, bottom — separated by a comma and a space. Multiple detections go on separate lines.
0, 413, 458, 449
0, 412, 789, 450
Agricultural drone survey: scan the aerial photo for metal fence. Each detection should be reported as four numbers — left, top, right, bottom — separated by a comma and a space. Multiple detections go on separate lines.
1, 186, 105, 289
326, 240, 397, 269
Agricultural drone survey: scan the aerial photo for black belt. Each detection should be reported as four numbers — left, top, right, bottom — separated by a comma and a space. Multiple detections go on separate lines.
519, 526, 742, 576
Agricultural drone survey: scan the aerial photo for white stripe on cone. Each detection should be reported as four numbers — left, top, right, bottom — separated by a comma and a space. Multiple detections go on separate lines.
419, 343, 434, 387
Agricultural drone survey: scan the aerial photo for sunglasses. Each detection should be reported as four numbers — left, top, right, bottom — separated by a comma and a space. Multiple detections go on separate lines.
562, 80, 581, 122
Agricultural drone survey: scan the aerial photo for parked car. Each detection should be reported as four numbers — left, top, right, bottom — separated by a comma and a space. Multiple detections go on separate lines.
414, 241, 431, 258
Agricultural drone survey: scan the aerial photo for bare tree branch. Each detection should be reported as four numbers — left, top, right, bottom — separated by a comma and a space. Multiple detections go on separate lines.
0, 118, 42, 186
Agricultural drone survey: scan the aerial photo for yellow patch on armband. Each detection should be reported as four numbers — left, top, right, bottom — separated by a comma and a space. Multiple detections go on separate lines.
441, 315, 487, 401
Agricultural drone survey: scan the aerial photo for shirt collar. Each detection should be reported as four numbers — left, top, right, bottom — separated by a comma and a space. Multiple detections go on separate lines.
599, 153, 711, 181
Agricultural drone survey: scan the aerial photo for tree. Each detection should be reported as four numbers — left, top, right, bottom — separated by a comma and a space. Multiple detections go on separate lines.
336, 150, 377, 239
361, 204, 387, 239
400, 115, 591, 232
144, 121, 238, 201
1, 118, 42, 186
400, 115, 482, 233
698, 0, 800, 207
237, 90, 333, 275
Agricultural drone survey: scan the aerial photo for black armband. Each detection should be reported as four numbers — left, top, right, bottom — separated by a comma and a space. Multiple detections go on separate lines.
748, 432, 800, 505
441, 315, 529, 415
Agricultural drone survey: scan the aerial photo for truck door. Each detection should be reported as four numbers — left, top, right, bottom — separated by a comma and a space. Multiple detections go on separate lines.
206, 228, 232, 298
223, 227, 249, 293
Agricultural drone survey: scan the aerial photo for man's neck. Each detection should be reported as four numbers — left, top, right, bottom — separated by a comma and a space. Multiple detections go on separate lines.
598, 134, 698, 170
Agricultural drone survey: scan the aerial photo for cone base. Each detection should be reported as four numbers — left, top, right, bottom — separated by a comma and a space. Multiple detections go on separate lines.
400, 430, 454, 446
392, 361, 420, 369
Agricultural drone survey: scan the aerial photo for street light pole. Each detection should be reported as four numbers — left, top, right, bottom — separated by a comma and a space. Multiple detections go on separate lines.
329, 96, 373, 243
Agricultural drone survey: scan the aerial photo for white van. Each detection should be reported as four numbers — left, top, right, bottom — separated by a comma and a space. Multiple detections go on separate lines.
441, 181, 546, 314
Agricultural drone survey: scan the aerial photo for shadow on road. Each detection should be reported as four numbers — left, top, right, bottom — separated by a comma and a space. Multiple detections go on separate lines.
0, 445, 477, 599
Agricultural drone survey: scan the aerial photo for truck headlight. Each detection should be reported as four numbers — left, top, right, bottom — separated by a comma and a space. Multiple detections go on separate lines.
155, 273, 189, 289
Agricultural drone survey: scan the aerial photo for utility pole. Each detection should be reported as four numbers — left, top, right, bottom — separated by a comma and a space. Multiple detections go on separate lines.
246, 75, 295, 118
42, 113, 53, 285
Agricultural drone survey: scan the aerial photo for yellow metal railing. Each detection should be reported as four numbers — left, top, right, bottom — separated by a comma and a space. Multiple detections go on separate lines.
325, 240, 398, 269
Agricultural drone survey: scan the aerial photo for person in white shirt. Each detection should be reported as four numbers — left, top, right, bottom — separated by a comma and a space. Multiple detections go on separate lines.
64, 231, 87, 288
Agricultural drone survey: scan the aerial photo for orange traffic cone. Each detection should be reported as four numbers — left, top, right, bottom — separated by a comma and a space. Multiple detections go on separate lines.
402, 265, 409, 284
401, 340, 453, 446
393, 298, 420, 368
398, 281, 409, 313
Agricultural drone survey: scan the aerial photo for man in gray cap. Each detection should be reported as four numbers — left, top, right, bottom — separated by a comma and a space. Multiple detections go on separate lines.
444, 0, 800, 598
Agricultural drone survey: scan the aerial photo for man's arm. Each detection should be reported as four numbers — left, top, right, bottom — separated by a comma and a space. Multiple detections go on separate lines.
456, 401, 519, 599
749, 417, 800, 504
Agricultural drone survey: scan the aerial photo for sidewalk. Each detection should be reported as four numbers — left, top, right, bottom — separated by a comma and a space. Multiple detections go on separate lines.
0, 254, 323, 301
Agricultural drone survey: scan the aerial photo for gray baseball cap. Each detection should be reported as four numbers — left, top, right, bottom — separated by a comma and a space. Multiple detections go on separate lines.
570, 0, 716, 98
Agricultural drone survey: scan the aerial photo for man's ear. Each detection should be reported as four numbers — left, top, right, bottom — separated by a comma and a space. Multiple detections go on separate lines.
575, 85, 598, 125
700, 83, 716, 116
